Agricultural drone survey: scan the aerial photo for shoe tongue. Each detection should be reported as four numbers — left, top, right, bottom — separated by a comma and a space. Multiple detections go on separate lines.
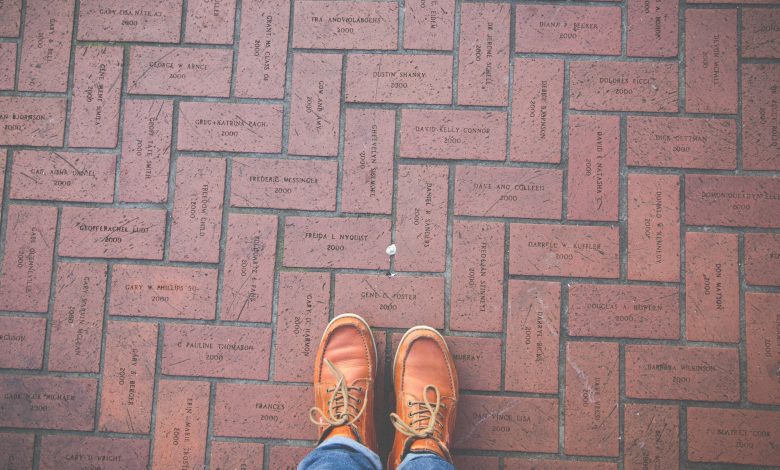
328, 425, 358, 442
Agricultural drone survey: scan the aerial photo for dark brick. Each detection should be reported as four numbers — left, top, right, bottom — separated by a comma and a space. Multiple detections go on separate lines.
687, 408, 780, 466
458, 3, 510, 105
152, 380, 210, 469
18, 0, 74, 92
40, 435, 149, 469
685, 9, 738, 114
11, 151, 116, 203
0, 316, 45, 369
0, 376, 97, 430
746, 292, 780, 405
211, 442, 263, 470
0, 433, 34, 470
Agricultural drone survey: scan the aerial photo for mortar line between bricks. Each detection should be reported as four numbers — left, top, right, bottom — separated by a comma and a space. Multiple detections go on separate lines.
618, 116, 629, 282
40, 208, 62, 374
443, 162, 455, 336
389, 108, 401, 274
146, 320, 165, 470
335, 53, 347, 214
561, 60, 571, 221
266, 215, 286, 381
679, 171, 688, 344
738, 232, 748, 405
11, 0, 26, 93
92, 260, 114, 437
499, 222, 509, 394
228, 0, 243, 99
452, 0, 462, 105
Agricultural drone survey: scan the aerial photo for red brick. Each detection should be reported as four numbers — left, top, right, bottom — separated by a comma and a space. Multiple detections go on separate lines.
110, 265, 218, 320
742, 64, 780, 170
152, 380, 210, 470
505, 460, 617, 470
403, 0, 454, 51
625, 345, 739, 401
214, 384, 315, 439
400, 109, 506, 160
510, 58, 564, 163
185, 0, 235, 44
0, 433, 34, 470
69, 46, 123, 148
623, 404, 679, 470
346, 54, 452, 104
746, 292, 780, 404
0, 376, 97, 430
453, 456, 499, 470
98, 321, 157, 433
0, 0, 21, 36
127, 46, 232, 97
178, 101, 283, 153
685, 10, 738, 114
288, 53, 342, 157
10, 151, 115, 203
77, 0, 182, 42
342, 108, 394, 214
570, 61, 678, 112
450, 221, 504, 332
685, 232, 739, 342
458, 3, 510, 105
627, 0, 678, 57
268, 446, 312, 470
0, 97, 66, 146
564, 342, 619, 457
18, 0, 74, 92
335, 273, 444, 329
745, 233, 780, 286
211, 442, 264, 470
452, 395, 558, 452
687, 408, 780, 466
569, 284, 679, 340
293, 1, 398, 50
235, 0, 290, 98
163, 324, 271, 380
567, 115, 620, 221
0, 43, 15, 90
169, 157, 226, 263
627, 173, 680, 281
231, 157, 336, 211
283, 216, 391, 269
506, 280, 560, 393
221, 213, 277, 322
0, 317, 45, 369
40, 435, 150, 469
516, 5, 621, 55
685, 174, 780, 228
627, 117, 736, 169
742, 9, 780, 58
0, 205, 57, 313
119, 100, 174, 203
59, 207, 166, 260
509, 223, 620, 278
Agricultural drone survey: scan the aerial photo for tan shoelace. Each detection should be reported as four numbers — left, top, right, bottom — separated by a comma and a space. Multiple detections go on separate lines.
309, 359, 369, 430
390, 384, 447, 441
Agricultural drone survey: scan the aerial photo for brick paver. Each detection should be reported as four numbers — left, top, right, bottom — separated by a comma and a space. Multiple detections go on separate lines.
0, 1, 778, 469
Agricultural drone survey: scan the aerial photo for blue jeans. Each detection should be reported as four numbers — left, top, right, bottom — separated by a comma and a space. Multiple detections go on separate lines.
298, 436, 455, 470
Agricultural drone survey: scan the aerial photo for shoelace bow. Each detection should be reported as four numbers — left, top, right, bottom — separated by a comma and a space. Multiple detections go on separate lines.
389, 384, 447, 441
309, 359, 369, 429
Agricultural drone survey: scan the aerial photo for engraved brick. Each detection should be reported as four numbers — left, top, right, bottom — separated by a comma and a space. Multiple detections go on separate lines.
0, 43, 15, 90
458, 3, 510, 105
275, 272, 330, 382
446, 336, 502, 392
510, 58, 564, 163
506, 280, 560, 393
625, 345, 739, 401
0, 317, 45, 369
0, 0, 21, 37
627, 0, 678, 57
18, 0, 74, 92
687, 408, 780, 466
178, 102, 282, 153
289, 53, 342, 156
564, 342, 619, 457
346, 54, 452, 104
77, 0, 182, 42
283, 216, 391, 270
509, 224, 620, 278
516, 5, 621, 55
742, 64, 780, 170
235, 0, 290, 98
570, 61, 678, 112
0, 376, 97, 430
624, 404, 679, 470
110, 265, 218, 320
335, 274, 444, 329
69, 46, 123, 148
59, 207, 166, 260
452, 395, 558, 452
0, 205, 57, 313
400, 109, 506, 160
627, 174, 680, 281
119, 100, 174, 203
745, 233, 780, 286
451, 221, 504, 332
231, 157, 336, 211
221, 213, 277, 322
403, 0, 454, 51
0, 151, 5, 217
128, 46, 232, 97
40, 435, 150, 469
743, 9, 780, 58
342, 108, 394, 214
746, 292, 780, 404
214, 384, 315, 439
152, 380, 210, 469
453, 456, 499, 470
0, 433, 33, 470
293, 1, 398, 50
268, 446, 312, 470
170, 157, 226, 263
10, 151, 116, 203
685, 174, 780, 228
505, 460, 617, 470
568, 284, 679, 340
185, 0, 236, 44
0, 97, 66, 146
685, 9, 738, 114
211, 442, 264, 470
395, 165, 448, 272
567, 115, 620, 221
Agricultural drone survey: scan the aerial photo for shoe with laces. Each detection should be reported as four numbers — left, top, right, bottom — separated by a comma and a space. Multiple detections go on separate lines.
309, 313, 378, 453
387, 326, 459, 470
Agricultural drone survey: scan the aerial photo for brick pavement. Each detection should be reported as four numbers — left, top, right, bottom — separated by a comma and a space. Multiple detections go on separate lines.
0, 0, 779, 469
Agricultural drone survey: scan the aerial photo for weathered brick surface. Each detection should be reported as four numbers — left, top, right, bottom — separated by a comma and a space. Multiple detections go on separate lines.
0, 0, 21, 37
40, 435, 150, 469
235, 0, 289, 98
516, 5, 621, 55
78, 0, 182, 42
742, 9, 780, 58
0, 376, 97, 430
400, 109, 507, 160
403, 0, 454, 51
627, 0, 678, 57
0, 97, 67, 146
746, 292, 780, 405
185, 0, 236, 45
10, 151, 116, 203
742, 64, 780, 170
18, 0, 74, 92
685, 9, 738, 114
288, 53, 342, 156
0, 316, 45, 369
342, 109, 395, 214
745, 233, 780, 286
570, 61, 679, 112
624, 404, 679, 470
687, 408, 780, 466
178, 102, 283, 153
346, 54, 453, 105
128, 47, 232, 97
292, 1, 398, 50
685, 174, 780, 228
458, 3, 510, 106
152, 380, 210, 469
0, 43, 16, 90
0, 433, 34, 470
211, 441, 264, 470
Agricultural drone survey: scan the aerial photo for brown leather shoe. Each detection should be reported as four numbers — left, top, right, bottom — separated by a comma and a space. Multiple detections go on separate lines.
387, 326, 458, 469
309, 313, 378, 453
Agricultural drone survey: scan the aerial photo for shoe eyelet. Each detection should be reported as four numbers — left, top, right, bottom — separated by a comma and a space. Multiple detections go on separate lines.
408, 412, 413, 417
407, 401, 413, 407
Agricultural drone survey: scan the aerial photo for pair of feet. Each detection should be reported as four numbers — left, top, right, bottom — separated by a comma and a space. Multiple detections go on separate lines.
309, 314, 459, 470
